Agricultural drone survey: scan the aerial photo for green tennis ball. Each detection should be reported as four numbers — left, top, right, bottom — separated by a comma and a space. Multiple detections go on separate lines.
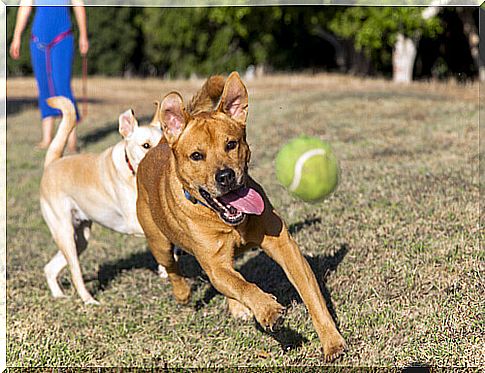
275, 136, 339, 202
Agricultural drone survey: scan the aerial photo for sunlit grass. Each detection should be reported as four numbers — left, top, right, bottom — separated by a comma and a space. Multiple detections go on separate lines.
6, 74, 481, 367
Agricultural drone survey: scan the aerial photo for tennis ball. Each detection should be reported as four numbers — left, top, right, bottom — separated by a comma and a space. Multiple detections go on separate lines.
275, 136, 339, 202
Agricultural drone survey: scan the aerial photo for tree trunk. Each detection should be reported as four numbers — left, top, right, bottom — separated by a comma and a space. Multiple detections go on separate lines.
392, 33, 417, 83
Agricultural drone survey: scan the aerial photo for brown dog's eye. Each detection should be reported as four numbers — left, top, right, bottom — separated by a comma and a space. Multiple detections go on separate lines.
226, 140, 237, 151
190, 152, 204, 161
142, 143, 151, 149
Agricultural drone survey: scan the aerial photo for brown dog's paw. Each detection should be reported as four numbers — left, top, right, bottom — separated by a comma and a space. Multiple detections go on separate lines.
323, 333, 346, 362
255, 296, 285, 331
172, 278, 192, 305
227, 298, 253, 321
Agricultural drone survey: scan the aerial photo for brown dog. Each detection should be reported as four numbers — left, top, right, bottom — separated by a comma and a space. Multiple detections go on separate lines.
136, 72, 346, 360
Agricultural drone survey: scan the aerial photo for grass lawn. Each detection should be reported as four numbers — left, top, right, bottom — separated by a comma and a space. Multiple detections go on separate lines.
6, 74, 483, 367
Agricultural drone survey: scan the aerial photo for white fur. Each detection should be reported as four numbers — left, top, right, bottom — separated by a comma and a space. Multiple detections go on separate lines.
40, 105, 163, 304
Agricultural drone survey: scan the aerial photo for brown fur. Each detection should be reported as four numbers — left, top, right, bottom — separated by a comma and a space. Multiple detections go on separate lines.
136, 72, 346, 361
187, 75, 226, 116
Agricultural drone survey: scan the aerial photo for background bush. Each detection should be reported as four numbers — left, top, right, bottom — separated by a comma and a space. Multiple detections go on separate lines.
6, 6, 479, 79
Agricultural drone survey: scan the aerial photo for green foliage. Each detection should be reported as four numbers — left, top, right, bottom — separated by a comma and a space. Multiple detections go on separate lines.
329, 7, 443, 66
261, 7, 339, 70
128, 6, 340, 77
138, 7, 275, 77
78, 7, 142, 76
7, 6, 446, 78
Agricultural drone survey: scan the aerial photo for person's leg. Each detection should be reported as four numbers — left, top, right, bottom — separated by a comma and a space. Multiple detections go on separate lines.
66, 127, 78, 153
30, 41, 60, 147
37, 116, 55, 149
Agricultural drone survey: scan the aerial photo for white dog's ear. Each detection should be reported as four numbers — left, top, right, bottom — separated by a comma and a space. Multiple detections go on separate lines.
119, 109, 138, 138
160, 92, 188, 145
217, 71, 248, 124
150, 101, 161, 130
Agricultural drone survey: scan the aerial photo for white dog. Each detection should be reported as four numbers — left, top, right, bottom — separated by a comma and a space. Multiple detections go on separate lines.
40, 96, 163, 304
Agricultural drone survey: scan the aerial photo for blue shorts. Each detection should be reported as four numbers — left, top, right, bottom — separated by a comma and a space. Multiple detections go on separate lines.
30, 31, 80, 120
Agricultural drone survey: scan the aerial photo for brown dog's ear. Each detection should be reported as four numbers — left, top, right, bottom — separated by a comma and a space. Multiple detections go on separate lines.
160, 92, 188, 145
150, 101, 161, 129
119, 109, 138, 138
217, 71, 248, 124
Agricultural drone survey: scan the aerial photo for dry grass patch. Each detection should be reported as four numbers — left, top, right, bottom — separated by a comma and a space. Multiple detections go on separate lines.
6, 74, 482, 367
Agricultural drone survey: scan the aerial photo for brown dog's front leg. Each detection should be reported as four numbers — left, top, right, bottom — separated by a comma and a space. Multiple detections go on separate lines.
260, 225, 346, 361
198, 254, 284, 330
137, 193, 191, 304
149, 239, 191, 305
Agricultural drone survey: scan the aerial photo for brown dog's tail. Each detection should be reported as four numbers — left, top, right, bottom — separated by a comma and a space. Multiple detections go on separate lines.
44, 96, 77, 169
187, 75, 225, 116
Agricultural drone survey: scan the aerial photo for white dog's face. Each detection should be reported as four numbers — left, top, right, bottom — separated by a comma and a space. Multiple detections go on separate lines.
119, 109, 163, 170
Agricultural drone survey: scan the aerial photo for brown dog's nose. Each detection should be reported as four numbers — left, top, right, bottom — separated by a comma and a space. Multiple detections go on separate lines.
215, 168, 236, 188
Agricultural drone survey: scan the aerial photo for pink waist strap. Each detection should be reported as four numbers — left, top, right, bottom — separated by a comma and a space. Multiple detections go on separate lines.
31, 29, 72, 50
31, 29, 73, 97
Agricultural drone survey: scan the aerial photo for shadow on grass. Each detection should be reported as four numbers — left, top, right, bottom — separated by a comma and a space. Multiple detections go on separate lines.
79, 115, 152, 146
289, 217, 321, 235
256, 322, 309, 351
7, 97, 37, 116
7, 96, 102, 116
402, 364, 431, 372
190, 242, 349, 352
93, 217, 349, 353
95, 250, 158, 293
241, 243, 349, 324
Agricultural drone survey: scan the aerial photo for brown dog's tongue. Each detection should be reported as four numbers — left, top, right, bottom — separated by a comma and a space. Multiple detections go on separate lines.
219, 187, 264, 215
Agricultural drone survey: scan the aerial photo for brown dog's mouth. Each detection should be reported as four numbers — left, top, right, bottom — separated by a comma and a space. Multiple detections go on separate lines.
199, 186, 264, 226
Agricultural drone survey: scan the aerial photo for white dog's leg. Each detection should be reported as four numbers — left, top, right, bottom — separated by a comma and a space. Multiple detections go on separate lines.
157, 264, 168, 279
44, 250, 68, 298
52, 223, 98, 305
157, 246, 184, 279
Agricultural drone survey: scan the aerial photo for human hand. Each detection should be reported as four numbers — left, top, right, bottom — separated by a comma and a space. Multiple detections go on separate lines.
79, 35, 89, 56
9, 36, 21, 60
